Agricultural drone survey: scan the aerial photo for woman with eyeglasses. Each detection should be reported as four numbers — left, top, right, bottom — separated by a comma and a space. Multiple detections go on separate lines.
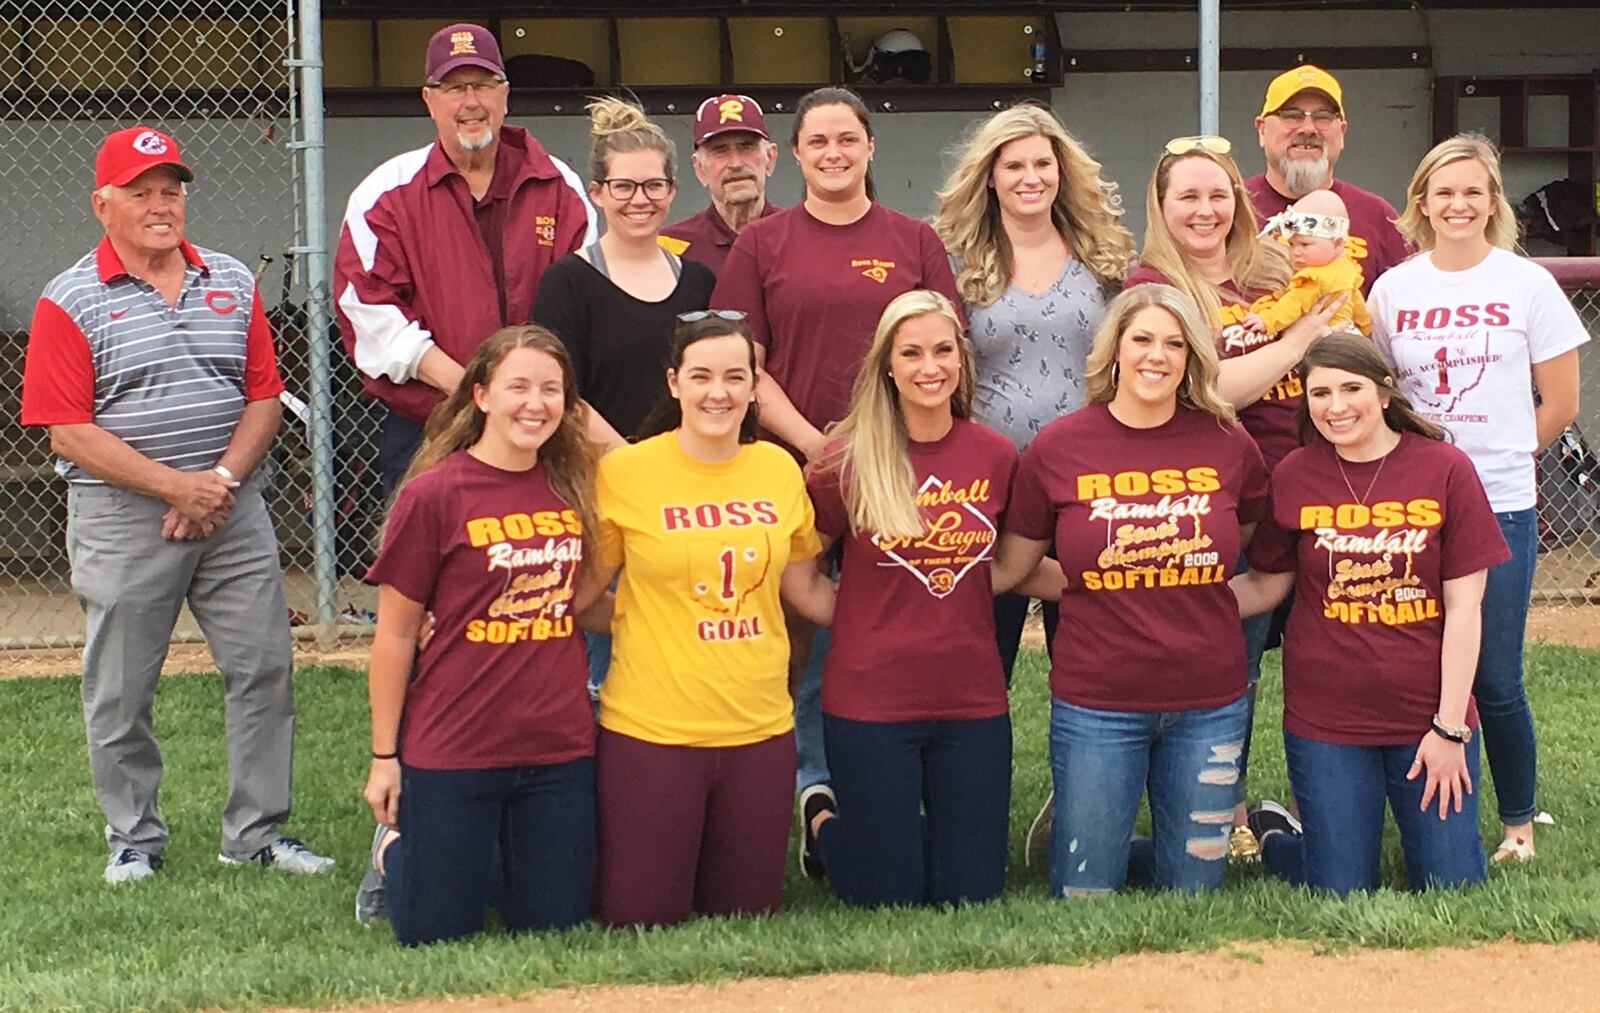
711, 86, 963, 828
532, 96, 717, 697
1369, 134, 1588, 862
532, 96, 715, 443
1127, 134, 1343, 849
589, 313, 834, 927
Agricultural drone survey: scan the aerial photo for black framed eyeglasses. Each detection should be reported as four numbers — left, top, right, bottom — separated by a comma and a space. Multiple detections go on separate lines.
676, 309, 748, 323
599, 177, 674, 200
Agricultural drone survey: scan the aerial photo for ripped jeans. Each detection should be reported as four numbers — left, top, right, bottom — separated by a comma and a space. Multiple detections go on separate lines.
1047, 694, 1249, 895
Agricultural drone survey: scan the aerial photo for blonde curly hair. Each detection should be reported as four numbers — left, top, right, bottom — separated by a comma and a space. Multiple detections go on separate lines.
933, 103, 1134, 307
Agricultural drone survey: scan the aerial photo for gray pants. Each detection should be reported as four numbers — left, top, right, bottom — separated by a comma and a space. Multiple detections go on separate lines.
67, 478, 294, 858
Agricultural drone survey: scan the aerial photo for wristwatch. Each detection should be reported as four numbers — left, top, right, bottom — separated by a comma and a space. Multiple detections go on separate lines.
1431, 714, 1473, 744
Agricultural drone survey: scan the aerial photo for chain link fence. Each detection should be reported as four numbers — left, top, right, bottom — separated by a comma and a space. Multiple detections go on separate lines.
0, 0, 382, 653
1, 9, 1599, 654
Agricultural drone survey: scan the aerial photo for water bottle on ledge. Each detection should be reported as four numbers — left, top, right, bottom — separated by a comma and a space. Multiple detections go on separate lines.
1028, 40, 1049, 83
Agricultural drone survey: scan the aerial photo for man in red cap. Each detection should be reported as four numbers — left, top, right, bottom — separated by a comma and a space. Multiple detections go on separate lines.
333, 21, 596, 495
659, 94, 783, 274
20, 126, 332, 884
1246, 65, 1408, 294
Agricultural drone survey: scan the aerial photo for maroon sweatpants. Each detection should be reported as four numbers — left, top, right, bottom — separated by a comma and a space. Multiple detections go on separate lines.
594, 727, 796, 927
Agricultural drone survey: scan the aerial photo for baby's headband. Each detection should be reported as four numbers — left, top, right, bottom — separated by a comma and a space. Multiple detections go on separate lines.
1259, 210, 1349, 241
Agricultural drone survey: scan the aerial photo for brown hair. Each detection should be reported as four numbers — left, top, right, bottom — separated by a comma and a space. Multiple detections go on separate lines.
791, 87, 878, 203
1138, 148, 1289, 326
586, 95, 675, 183
1296, 332, 1446, 443
394, 324, 600, 557
635, 315, 762, 443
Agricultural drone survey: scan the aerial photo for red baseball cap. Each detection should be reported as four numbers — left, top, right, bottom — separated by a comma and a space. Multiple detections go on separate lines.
425, 23, 505, 82
693, 94, 770, 146
95, 126, 194, 188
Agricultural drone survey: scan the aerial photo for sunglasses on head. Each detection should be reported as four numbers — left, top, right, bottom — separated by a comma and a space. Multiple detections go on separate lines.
675, 309, 748, 324
1163, 135, 1232, 157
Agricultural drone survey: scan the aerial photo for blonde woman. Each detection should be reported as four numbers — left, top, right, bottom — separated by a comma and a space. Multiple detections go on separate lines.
933, 102, 1134, 685
995, 284, 1269, 896
1127, 137, 1343, 846
1371, 133, 1588, 862
799, 290, 1047, 907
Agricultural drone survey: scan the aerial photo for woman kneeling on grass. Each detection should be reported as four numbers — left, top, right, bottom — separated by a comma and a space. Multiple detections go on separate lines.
998, 283, 1268, 897
358, 325, 611, 946
1235, 333, 1507, 894
590, 312, 835, 927
794, 290, 1059, 907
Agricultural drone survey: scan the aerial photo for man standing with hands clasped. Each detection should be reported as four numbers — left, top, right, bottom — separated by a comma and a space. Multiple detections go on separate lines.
20, 126, 332, 884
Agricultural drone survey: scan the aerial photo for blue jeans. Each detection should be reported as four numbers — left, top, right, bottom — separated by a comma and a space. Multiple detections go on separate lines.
992, 591, 1059, 689
816, 713, 1011, 907
1047, 695, 1248, 895
584, 632, 612, 702
377, 410, 424, 501
386, 758, 595, 946
1476, 507, 1538, 824
794, 621, 831, 791
1262, 731, 1486, 895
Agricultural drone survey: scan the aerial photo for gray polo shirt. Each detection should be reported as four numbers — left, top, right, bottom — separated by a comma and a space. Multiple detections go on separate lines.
21, 238, 283, 484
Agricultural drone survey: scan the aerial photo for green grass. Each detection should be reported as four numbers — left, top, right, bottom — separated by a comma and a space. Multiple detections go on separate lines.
4, 645, 1599, 1011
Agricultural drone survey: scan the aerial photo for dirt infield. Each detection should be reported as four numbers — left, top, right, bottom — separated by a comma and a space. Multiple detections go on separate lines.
278, 940, 1600, 1012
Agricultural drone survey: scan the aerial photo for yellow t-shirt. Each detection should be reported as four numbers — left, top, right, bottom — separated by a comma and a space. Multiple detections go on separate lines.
595, 433, 822, 747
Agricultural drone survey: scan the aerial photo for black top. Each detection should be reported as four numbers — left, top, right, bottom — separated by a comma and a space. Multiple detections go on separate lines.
530, 252, 716, 438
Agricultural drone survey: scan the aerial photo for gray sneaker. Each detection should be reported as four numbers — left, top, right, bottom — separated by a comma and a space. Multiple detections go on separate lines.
104, 847, 160, 885
355, 824, 391, 926
1024, 791, 1054, 870
219, 835, 336, 874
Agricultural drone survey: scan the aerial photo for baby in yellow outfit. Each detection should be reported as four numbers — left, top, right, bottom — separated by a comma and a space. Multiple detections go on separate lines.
1244, 188, 1371, 336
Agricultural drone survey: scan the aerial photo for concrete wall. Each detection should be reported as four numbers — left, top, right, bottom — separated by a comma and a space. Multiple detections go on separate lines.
6, 6, 1600, 330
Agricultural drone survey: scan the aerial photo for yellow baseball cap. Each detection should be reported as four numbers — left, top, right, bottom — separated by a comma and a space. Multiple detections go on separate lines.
1261, 65, 1343, 117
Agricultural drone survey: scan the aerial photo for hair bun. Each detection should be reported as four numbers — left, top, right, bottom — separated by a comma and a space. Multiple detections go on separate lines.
587, 96, 649, 137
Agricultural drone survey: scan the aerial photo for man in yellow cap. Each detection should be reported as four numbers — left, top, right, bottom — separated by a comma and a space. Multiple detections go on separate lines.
1246, 64, 1408, 294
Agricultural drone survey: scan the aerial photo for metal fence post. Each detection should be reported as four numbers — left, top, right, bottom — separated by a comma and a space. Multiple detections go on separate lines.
291, 0, 338, 634
1198, 0, 1220, 135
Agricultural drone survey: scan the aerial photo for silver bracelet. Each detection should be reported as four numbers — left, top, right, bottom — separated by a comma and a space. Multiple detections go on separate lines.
212, 464, 237, 482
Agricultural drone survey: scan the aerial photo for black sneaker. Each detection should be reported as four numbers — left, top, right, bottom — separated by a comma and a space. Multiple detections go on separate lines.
1246, 799, 1303, 845
797, 783, 837, 879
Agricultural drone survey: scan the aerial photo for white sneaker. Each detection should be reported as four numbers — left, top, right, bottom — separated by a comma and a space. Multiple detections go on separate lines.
219, 835, 335, 874
104, 847, 160, 885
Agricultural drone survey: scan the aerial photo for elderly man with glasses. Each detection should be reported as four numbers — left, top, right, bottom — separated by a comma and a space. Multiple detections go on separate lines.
1245, 65, 1408, 295
333, 22, 596, 495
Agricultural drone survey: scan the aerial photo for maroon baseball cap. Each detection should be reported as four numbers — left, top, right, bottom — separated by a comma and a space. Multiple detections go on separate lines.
693, 94, 770, 146
425, 23, 505, 81
95, 126, 194, 188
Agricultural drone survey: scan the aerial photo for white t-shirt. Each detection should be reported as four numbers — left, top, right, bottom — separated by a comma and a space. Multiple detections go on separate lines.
1370, 247, 1589, 511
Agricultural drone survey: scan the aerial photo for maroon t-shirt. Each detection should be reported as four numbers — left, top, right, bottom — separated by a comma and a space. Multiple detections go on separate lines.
711, 203, 962, 432
1244, 175, 1409, 297
808, 419, 1016, 721
1247, 433, 1509, 745
660, 200, 783, 275
364, 451, 594, 769
1009, 402, 1269, 711
1124, 265, 1301, 470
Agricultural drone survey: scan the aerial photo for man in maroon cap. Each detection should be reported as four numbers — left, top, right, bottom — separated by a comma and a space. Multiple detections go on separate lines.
659, 94, 782, 274
333, 22, 596, 494
20, 126, 331, 884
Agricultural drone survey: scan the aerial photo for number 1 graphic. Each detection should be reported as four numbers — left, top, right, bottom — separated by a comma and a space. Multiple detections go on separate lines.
1434, 346, 1451, 395
718, 548, 736, 600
